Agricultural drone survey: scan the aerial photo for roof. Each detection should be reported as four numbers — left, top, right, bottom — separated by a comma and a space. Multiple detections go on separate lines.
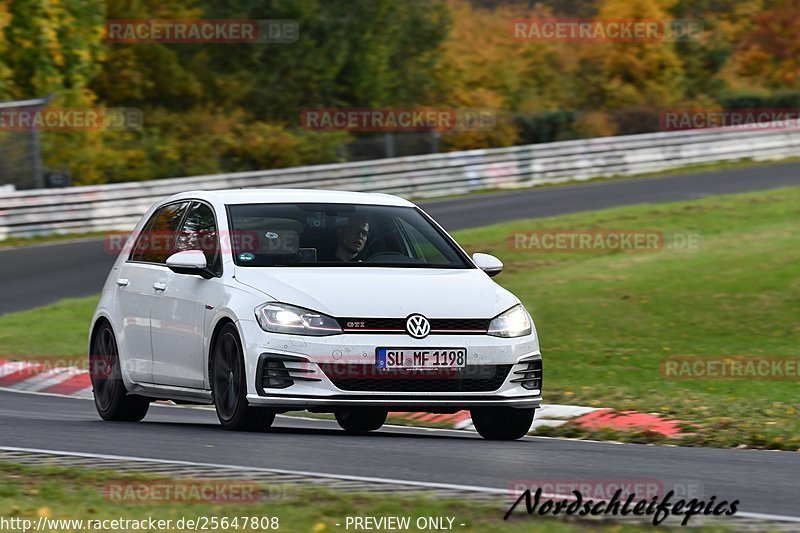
166, 188, 414, 207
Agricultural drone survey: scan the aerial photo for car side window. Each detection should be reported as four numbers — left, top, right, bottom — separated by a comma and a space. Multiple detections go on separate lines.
130, 202, 189, 264
129, 210, 160, 262
176, 201, 222, 276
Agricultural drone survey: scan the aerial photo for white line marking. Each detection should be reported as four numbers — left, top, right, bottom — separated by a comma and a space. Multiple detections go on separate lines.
0, 445, 508, 493
734, 512, 800, 523
0, 386, 92, 401
537, 404, 600, 419
8, 367, 74, 391
73, 385, 95, 398
0, 361, 40, 378
0, 446, 798, 524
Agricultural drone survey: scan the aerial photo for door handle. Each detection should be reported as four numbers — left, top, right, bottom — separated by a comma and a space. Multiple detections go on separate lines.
116, 279, 129, 287
153, 282, 167, 291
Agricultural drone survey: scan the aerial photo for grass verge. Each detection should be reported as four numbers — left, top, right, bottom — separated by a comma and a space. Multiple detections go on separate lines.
0, 231, 110, 250
1, 461, 724, 533
0, 295, 98, 364
452, 186, 800, 450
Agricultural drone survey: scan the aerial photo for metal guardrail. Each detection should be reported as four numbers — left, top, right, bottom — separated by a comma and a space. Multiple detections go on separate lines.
1, 125, 799, 239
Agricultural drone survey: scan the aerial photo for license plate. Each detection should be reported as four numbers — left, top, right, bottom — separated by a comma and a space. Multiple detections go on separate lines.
376, 348, 467, 369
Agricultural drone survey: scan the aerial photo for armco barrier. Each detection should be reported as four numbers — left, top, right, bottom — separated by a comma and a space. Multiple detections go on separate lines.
1, 125, 799, 239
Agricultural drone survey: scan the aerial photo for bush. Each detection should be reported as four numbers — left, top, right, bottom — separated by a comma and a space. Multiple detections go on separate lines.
717, 90, 800, 109
43, 108, 350, 185
610, 105, 663, 135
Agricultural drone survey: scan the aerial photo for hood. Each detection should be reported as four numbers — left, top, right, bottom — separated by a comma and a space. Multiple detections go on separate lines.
232, 266, 518, 318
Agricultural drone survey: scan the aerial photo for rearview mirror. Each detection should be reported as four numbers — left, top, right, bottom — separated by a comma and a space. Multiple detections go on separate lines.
472, 253, 503, 277
166, 250, 212, 278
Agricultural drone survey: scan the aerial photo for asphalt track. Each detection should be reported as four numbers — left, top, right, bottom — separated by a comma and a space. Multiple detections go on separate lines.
1, 161, 799, 315
0, 390, 798, 519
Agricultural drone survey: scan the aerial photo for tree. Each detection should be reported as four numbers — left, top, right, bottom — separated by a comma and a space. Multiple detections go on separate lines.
0, 1, 13, 99
194, 0, 451, 121
89, 0, 204, 108
2, 0, 105, 104
724, 0, 800, 90
572, 0, 687, 109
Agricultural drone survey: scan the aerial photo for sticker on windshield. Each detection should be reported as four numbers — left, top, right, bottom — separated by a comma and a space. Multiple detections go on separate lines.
239, 252, 255, 262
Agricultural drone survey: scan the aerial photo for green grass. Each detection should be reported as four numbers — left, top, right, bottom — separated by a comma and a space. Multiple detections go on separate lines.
1, 187, 798, 450
2, 462, 721, 533
452, 186, 800, 450
0, 231, 110, 250
0, 295, 98, 364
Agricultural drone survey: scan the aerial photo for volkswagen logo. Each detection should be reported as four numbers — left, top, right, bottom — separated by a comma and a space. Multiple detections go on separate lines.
405, 314, 431, 339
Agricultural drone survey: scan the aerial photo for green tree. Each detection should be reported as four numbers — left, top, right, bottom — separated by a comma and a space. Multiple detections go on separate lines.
3, 0, 105, 104
0, 1, 13, 99
572, 0, 687, 109
195, 0, 451, 121
89, 0, 204, 108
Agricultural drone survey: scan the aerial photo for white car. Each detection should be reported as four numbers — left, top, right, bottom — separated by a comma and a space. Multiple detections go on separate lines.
89, 189, 542, 440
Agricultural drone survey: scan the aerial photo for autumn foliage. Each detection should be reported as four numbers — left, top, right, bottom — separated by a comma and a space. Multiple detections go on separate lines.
0, 0, 796, 185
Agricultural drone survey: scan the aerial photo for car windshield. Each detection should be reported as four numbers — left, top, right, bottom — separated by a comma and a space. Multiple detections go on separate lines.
227, 203, 471, 268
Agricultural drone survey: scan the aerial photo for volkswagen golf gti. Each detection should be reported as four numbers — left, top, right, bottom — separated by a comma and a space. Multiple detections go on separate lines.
89, 189, 542, 440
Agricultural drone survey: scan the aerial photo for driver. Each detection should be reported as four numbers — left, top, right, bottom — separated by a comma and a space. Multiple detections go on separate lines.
334, 215, 369, 262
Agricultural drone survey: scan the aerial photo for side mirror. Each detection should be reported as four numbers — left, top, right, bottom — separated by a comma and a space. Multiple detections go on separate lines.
472, 252, 503, 277
166, 250, 212, 278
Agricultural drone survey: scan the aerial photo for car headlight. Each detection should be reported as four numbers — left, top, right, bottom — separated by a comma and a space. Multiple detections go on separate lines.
255, 302, 342, 336
488, 304, 533, 338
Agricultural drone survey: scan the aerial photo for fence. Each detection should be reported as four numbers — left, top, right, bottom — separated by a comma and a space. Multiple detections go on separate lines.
1, 124, 799, 240
0, 97, 50, 191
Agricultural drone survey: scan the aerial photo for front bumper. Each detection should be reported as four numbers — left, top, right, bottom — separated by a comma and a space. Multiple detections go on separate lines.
238, 319, 542, 410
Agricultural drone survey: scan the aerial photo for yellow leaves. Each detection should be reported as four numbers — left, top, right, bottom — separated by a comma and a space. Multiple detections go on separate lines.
722, 1, 800, 90
37, 507, 52, 518
312, 523, 327, 533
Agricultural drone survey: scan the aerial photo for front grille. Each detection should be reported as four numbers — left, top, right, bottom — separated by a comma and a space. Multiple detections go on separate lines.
338, 317, 490, 334
430, 318, 490, 331
319, 364, 512, 392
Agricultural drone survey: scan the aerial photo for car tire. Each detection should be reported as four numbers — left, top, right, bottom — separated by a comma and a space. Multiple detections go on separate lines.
470, 407, 535, 440
211, 323, 275, 432
90, 322, 150, 422
335, 408, 388, 433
